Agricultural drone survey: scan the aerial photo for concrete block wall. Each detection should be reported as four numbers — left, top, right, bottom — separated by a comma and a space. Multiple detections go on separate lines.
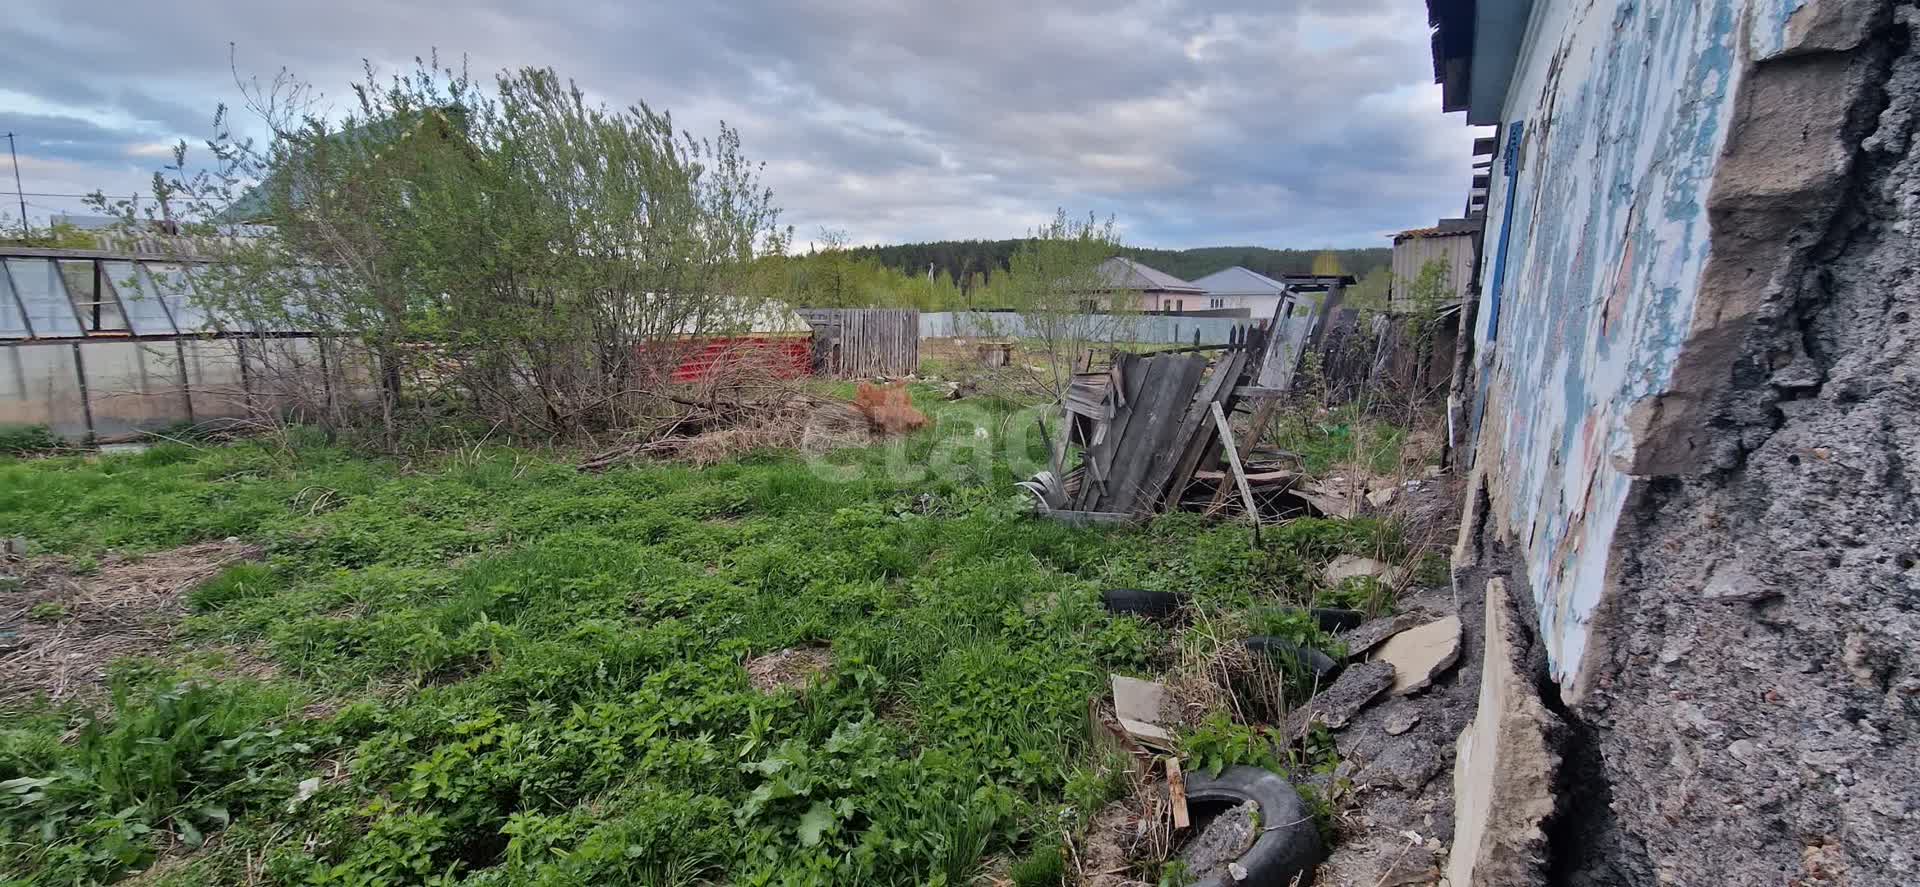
1458, 0, 1917, 882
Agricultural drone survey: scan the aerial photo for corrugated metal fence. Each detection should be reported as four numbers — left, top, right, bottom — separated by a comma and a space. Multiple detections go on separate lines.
796, 308, 920, 377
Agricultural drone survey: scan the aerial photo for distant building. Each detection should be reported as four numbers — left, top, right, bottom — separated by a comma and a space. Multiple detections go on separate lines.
1094, 256, 1204, 312
1192, 266, 1294, 316
1387, 218, 1480, 311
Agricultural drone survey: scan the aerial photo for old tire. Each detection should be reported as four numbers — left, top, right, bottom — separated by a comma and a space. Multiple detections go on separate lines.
1243, 636, 1340, 678
1101, 588, 1186, 619
1311, 607, 1366, 633
1187, 765, 1322, 886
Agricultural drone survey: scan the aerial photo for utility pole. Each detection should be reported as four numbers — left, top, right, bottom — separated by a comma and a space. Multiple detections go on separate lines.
5, 133, 27, 237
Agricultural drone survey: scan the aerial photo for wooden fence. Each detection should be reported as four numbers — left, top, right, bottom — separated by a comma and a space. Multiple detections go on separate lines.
795, 308, 920, 377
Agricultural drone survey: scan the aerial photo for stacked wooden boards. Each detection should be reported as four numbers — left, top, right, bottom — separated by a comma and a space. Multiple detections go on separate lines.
1046, 326, 1266, 522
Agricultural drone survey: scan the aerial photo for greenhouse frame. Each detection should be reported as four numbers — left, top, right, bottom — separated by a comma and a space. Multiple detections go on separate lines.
0, 247, 356, 442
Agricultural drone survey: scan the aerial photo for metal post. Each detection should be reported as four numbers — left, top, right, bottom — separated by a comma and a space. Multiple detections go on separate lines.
5, 134, 27, 237
71, 342, 96, 444
173, 338, 195, 425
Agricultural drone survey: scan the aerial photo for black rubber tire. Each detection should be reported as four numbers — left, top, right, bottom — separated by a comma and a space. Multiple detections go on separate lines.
1243, 636, 1339, 678
1185, 765, 1322, 887
1101, 588, 1186, 619
1311, 607, 1366, 633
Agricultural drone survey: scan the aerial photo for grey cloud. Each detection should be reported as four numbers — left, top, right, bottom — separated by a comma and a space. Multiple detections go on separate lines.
2, 0, 1482, 247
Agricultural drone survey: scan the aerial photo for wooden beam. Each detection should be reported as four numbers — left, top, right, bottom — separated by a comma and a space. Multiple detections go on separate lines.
1210, 401, 1261, 546
1206, 396, 1280, 513
1143, 346, 1249, 514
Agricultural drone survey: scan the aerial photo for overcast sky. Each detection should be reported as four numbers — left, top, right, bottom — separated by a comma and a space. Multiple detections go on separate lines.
1, 0, 1483, 250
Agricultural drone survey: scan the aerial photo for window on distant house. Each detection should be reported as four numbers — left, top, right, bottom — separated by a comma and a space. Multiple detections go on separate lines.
1209, 297, 1224, 308
1176, 300, 1184, 312
1162, 299, 1171, 311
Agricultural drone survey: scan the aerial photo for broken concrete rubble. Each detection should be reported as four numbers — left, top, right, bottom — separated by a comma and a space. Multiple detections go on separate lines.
1370, 615, 1461, 696
1337, 613, 1424, 659
1177, 801, 1259, 883
1111, 674, 1174, 747
1322, 554, 1409, 590
1446, 579, 1560, 887
1284, 661, 1394, 737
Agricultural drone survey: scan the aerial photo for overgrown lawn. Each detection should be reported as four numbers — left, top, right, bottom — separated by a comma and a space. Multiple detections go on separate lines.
0, 399, 1408, 886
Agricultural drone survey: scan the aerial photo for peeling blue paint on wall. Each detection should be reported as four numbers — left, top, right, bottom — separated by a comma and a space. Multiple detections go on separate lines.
1472, 0, 1795, 686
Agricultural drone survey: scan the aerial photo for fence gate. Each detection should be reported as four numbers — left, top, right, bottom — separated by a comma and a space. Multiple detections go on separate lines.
796, 309, 920, 378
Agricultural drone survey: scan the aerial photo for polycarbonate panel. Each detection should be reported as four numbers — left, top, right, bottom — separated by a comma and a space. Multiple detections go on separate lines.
4, 259, 83, 337
80, 340, 189, 438
0, 341, 90, 439
59, 260, 129, 333
0, 262, 28, 338
181, 338, 249, 421
103, 261, 178, 335
140, 262, 212, 332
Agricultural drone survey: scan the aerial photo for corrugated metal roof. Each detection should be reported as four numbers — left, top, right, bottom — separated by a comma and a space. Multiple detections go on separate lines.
1096, 257, 1203, 293
1192, 266, 1289, 296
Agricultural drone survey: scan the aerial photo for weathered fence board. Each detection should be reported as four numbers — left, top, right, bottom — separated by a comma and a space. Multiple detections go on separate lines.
797, 308, 920, 377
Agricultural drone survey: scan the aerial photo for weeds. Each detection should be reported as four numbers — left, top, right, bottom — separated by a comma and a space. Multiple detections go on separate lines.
0, 395, 1417, 884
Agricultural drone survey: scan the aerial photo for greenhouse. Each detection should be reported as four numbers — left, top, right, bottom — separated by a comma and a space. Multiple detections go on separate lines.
0, 247, 358, 442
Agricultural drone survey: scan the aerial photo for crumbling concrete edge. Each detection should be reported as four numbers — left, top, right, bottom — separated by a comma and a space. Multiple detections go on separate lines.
1445, 577, 1565, 887
1623, 0, 1898, 476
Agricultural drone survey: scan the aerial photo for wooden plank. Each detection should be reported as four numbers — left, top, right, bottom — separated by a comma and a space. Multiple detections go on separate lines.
1091, 358, 1174, 512
1071, 352, 1150, 511
1206, 396, 1280, 513
1042, 509, 1142, 527
1102, 355, 1206, 514
1210, 401, 1261, 544
1167, 757, 1190, 830
1140, 346, 1249, 515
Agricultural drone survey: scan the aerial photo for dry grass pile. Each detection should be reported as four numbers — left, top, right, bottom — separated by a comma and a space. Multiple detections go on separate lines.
581, 394, 876, 470
743, 646, 832, 693
0, 540, 261, 706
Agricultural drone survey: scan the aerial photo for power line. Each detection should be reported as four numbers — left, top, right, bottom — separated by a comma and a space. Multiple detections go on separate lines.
1, 190, 129, 200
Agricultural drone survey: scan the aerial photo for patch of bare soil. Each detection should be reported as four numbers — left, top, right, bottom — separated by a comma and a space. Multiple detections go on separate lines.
0, 540, 262, 706
744, 646, 832, 693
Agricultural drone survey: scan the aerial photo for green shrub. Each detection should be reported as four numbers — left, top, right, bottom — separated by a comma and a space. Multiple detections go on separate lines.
0, 425, 63, 456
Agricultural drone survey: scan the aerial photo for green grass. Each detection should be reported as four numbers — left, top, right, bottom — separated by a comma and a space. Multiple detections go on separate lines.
1266, 403, 1409, 476
0, 390, 1405, 885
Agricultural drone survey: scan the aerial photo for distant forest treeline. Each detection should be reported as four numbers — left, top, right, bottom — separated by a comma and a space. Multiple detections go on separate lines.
850, 240, 1392, 288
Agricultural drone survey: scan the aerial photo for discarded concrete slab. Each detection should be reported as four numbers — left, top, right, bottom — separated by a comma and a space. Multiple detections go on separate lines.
1323, 554, 1409, 589
1296, 482, 1360, 519
1446, 579, 1560, 887
1381, 703, 1422, 736
1284, 660, 1394, 737
1339, 613, 1425, 659
1111, 674, 1173, 747
1370, 615, 1462, 695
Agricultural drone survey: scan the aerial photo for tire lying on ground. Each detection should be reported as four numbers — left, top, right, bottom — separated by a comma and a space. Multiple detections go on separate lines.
1310, 607, 1366, 633
1184, 765, 1323, 886
1243, 636, 1340, 678
1101, 588, 1186, 619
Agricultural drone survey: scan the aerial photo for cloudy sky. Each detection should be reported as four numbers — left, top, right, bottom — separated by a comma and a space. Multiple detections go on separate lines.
1, 0, 1483, 249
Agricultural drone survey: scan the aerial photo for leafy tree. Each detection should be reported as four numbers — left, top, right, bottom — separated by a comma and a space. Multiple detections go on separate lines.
93, 55, 789, 441
997, 210, 1127, 401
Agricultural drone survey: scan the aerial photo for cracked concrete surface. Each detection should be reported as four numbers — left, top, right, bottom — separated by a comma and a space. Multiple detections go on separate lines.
1558, 5, 1920, 883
